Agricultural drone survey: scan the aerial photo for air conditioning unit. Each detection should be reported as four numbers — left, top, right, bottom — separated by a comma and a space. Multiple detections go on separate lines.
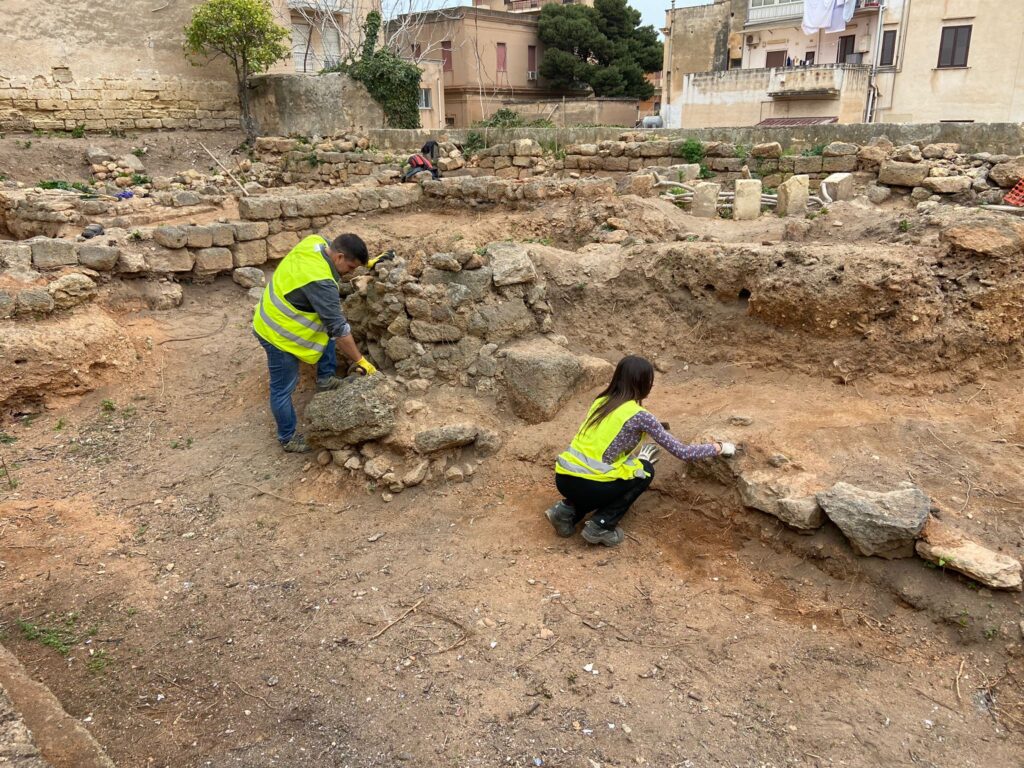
746, 33, 760, 46
527, 70, 538, 80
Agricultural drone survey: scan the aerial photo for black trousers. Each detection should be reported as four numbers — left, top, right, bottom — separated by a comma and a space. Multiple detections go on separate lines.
554, 459, 655, 530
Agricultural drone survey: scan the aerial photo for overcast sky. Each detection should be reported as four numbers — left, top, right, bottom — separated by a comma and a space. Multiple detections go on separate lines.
633, 0, 706, 34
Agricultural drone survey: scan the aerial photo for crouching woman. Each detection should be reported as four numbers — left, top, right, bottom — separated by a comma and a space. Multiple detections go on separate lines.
546, 355, 734, 546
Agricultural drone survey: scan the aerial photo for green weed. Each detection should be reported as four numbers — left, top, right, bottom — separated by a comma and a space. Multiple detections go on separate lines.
898, 219, 910, 233
70, 124, 86, 139
131, 173, 151, 186
0, 431, 16, 445
86, 649, 110, 673
100, 399, 116, 412
54, 418, 66, 431
17, 614, 89, 656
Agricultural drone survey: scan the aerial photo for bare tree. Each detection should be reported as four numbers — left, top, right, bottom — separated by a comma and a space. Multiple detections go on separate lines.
287, 0, 461, 70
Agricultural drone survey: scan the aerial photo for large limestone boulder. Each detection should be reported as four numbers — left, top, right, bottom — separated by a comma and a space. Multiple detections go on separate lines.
878, 160, 929, 188
414, 423, 480, 453
47, 273, 96, 309
306, 375, 398, 447
988, 156, 1024, 188
940, 214, 1024, 260
486, 242, 537, 286
503, 339, 612, 424
915, 517, 1022, 591
817, 482, 930, 558
736, 470, 824, 531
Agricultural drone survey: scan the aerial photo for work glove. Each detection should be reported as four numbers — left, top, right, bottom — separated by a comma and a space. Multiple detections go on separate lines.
353, 357, 378, 376
366, 249, 395, 270
637, 443, 660, 465
717, 441, 736, 458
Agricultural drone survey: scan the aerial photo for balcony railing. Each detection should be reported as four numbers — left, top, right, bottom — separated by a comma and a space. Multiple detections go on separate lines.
288, 0, 351, 12
746, 0, 879, 27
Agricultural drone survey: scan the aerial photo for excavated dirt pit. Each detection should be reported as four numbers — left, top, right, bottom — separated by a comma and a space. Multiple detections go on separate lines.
2, 173, 1024, 767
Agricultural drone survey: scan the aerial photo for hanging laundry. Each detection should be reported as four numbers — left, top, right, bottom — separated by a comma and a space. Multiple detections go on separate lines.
802, 0, 838, 36
826, 0, 855, 33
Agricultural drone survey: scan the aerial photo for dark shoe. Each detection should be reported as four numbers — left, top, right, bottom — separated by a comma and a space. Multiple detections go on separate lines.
316, 376, 345, 392
581, 520, 624, 546
545, 500, 576, 537
282, 434, 312, 453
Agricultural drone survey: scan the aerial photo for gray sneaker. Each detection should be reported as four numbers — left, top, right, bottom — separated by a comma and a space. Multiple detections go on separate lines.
581, 520, 625, 546
282, 434, 312, 453
545, 500, 576, 537
316, 376, 345, 392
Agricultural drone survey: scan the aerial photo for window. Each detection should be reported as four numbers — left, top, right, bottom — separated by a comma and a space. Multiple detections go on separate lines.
938, 25, 971, 68
765, 50, 787, 68
441, 40, 453, 72
418, 88, 432, 110
291, 22, 312, 72
879, 29, 897, 66
496, 42, 507, 73
729, 57, 742, 69
527, 44, 537, 73
411, 43, 422, 59
804, 50, 815, 65
837, 35, 856, 64
322, 27, 341, 68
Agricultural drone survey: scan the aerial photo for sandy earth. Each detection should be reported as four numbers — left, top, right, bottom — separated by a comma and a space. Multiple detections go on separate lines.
1, 151, 1023, 767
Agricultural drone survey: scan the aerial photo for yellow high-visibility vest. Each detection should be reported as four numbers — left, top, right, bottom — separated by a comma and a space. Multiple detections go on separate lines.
252, 235, 336, 364
555, 398, 649, 482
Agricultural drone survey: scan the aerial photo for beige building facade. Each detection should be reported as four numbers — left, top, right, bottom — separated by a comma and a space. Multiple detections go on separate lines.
661, 0, 1024, 128
0, 0, 380, 133
396, 6, 561, 127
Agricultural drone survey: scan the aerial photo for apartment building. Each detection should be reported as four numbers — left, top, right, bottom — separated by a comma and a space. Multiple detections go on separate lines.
395, 5, 562, 127
661, 0, 1024, 128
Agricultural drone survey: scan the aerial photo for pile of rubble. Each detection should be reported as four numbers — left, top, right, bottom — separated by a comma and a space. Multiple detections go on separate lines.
304, 241, 611, 495
86, 146, 147, 184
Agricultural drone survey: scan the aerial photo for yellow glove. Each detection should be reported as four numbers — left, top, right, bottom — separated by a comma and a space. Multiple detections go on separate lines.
367, 250, 395, 270
353, 357, 377, 376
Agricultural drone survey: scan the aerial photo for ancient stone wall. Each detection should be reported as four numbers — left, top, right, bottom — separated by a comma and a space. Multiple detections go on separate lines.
248, 73, 384, 137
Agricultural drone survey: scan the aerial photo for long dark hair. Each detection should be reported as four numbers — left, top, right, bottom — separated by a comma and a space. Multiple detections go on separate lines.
582, 355, 654, 432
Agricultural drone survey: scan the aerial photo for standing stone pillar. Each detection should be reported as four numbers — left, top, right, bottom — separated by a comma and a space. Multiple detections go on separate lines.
733, 179, 763, 221
691, 182, 721, 218
777, 174, 809, 216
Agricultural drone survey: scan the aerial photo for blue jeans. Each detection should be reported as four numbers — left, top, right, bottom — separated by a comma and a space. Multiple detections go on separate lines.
257, 335, 337, 443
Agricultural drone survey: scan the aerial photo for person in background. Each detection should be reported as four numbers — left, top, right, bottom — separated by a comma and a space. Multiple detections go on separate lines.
253, 233, 377, 453
545, 355, 734, 546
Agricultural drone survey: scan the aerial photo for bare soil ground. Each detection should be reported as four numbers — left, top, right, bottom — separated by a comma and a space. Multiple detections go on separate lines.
2, 157, 1024, 768
0, 131, 246, 187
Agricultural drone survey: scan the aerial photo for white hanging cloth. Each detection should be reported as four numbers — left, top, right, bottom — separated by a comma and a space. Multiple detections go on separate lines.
802, 0, 838, 35
826, 0, 856, 33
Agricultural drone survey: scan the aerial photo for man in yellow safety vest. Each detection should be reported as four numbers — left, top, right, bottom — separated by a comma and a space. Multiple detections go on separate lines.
253, 232, 378, 453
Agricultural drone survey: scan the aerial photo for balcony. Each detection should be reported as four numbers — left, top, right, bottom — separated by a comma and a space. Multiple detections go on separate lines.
746, 0, 880, 28
766, 62, 865, 99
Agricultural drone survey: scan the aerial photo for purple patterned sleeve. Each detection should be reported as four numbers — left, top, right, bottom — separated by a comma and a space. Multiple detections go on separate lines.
602, 411, 719, 464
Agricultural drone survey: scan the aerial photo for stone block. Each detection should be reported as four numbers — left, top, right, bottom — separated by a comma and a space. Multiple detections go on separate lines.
183, 226, 213, 249
153, 225, 188, 249
487, 242, 536, 286
30, 238, 77, 269
751, 142, 782, 159
817, 482, 929, 559
691, 182, 720, 218
916, 518, 1022, 591
603, 156, 630, 172
145, 246, 194, 273
48, 273, 96, 309
232, 266, 265, 289
238, 195, 283, 220
267, 231, 300, 259
821, 172, 854, 202
116, 249, 146, 273
922, 142, 959, 160
208, 223, 236, 246
822, 155, 858, 173
0, 242, 33, 272
0, 290, 14, 318
16, 287, 54, 314
709, 157, 743, 172
793, 155, 823, 174
732, 179, 762, 221
823, 141, 858, 157
77, 244, 119, 271
892, 144, 922, 162
776, 174, 808, 217
231, 220, 269, 241
878, 160, 929, 188
467, 300, 535, 342
922, 175, 972, 194
193, 247, 233, 276
233, 239, 268, 267
414, 423, 480, 453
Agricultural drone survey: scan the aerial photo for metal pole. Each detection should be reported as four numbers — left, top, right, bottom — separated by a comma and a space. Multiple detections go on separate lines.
865, 1, 887, 123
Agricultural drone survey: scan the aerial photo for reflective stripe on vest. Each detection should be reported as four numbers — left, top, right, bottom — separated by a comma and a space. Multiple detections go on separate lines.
555, 398, 649, 482
252, 235, 336, 364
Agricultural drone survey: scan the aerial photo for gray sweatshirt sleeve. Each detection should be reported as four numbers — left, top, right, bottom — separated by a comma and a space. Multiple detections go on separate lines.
300, 279, 351, 338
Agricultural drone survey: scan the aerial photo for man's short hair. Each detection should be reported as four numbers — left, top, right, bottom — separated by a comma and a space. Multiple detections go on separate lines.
330, 233, 369, 265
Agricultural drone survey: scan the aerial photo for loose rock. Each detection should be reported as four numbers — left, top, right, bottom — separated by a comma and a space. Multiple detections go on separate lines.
817, 482, 930, 558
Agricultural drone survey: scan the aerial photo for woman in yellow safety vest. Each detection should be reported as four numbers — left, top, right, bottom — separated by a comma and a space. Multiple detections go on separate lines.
547, 355, 735, 546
